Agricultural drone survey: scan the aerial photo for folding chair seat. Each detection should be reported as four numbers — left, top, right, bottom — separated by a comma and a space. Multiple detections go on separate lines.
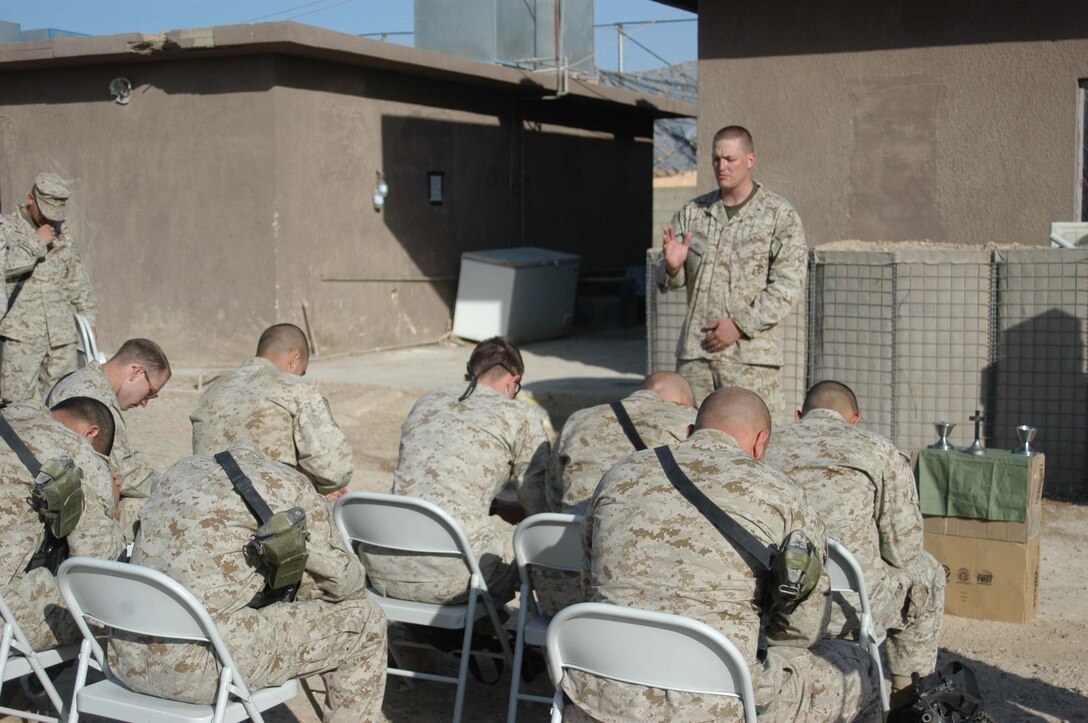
545, 602, 758, 723
57, 557, 299, 723
507, 512, 583, 722
334, 491, 513, 723
0, 588, 78, 722
825, 538, 891, 714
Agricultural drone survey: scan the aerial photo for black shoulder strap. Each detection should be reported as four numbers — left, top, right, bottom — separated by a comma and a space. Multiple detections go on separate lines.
654, 445, 774, 572
0, 414, 42, 477
215, 451, 273, 525
610, 402, 647, 451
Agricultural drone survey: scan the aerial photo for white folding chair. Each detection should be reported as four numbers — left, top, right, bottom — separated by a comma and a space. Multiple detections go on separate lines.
334, 492, 513, 723
57, 557, 299, 723
0, 588, 78, 722
507, 512, 583, 722
825, 538, 891, 715
545, 602, 758, 723
73, 313, 106, 367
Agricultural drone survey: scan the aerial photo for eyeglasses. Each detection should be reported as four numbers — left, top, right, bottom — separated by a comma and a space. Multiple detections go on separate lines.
140, 369, 159, 401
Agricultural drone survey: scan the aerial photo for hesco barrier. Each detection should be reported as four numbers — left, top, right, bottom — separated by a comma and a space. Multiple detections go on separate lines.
647, 247, 1088, 499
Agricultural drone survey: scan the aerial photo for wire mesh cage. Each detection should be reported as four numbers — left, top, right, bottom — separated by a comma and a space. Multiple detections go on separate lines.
648, 245, 1088, 499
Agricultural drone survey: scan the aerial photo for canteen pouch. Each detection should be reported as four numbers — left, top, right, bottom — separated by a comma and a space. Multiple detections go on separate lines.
770, 529, 821, 609
28, 457, 84, 539
246, 506, 309, 590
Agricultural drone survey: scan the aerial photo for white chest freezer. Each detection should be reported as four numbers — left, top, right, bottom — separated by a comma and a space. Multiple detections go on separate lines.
452, 246, 580, 344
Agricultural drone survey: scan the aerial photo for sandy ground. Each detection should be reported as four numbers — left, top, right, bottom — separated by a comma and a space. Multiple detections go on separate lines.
5, 331, 1086, 721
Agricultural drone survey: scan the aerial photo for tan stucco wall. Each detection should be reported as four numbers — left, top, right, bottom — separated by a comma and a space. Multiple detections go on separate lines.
0, 56, 279, 363
696, 3, 1088, 245
0, 48, 655, 364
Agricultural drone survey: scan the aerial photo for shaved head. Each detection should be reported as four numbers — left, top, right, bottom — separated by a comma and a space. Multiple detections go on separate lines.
801, 380, 859, 420
51, 396, 116, 456
695, 387, 772, 458
712, 125, 754, 153
643, 372, 694, 407
257, 324, 309, 359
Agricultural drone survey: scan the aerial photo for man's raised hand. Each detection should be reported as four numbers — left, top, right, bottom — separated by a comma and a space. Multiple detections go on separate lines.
663, 227, 692, 277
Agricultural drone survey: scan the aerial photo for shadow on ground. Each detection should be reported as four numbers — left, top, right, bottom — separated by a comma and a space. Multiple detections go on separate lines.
936, 649, 1088, 722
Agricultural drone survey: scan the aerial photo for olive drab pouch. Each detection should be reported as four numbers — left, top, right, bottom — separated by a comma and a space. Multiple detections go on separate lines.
769, 529, 822, 611
215, 451, 310, 600
28, 456, 85, 539
246, 506, 309, 590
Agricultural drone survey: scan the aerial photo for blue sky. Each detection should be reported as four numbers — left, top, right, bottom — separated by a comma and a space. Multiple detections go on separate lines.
0, 0, 696, 73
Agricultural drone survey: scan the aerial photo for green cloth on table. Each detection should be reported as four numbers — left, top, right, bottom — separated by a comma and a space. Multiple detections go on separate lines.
917, 447, 1031, 522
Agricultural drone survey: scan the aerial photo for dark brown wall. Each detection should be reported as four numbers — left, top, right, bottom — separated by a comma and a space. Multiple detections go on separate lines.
0, 53, 653, 364
695, 0, 1088, 245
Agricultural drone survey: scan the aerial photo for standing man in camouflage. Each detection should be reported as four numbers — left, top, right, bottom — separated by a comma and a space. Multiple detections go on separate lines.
112, 444, 387, 722
573, 388, 878, 722
657, 126, 807, 420
47, 338, 171, 538
365, 337, 550, 605
765, 380, 946, 705
0, 172, 98, 403
0, 396, 122, 652
190, 323, 352, 499
548, 371, 695, 515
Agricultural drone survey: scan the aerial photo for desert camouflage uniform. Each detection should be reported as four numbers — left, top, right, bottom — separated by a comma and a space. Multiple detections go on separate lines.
112, 445, 386, 723
47, 362, 152, 538
364, 384, 550, 603
535, 391, 695, 615
655, 184, 807, 421
572, 429, 879, 723
548, 389, 696, 515
0, 400, 122, 651
0, 207, 97, 403
765, 408, 945, 677
191, 356, 352, 494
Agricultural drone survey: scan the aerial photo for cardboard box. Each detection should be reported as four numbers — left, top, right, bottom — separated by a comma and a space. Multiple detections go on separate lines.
923, 532, 1040, 623
919, 453, 1044, 543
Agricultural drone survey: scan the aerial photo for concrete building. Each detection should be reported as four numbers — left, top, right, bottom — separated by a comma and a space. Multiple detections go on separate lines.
0, 22, 693, 364
659, 0, 1088, 245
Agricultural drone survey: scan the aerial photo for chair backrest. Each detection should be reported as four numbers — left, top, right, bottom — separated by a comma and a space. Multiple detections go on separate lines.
546, 602, 757, 722
57, 557, 240, 673
513, 513, 584, 579
825, 538, 872, 611
334, 492, 483, 575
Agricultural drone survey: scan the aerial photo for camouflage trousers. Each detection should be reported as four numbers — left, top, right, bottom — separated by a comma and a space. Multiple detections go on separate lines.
562, 638, 880, 722
0, 337, 77, 404
529, 567, 584, 618
110, 596, 388, 723
828, 551, 946, 677
2, 567, 82, 651
676, 358, 784, 424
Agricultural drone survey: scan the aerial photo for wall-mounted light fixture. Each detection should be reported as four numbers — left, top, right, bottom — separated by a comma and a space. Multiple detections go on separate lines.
373, 171, 390, 211
109, 77, 132, 105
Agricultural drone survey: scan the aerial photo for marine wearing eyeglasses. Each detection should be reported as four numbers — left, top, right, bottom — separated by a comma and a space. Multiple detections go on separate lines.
46, 338, 172, 540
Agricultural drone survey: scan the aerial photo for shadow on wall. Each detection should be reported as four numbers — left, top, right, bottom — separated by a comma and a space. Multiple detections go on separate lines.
981, 308, 1088, 500
699, 0, 1088, 58
378, 114, 652, 284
